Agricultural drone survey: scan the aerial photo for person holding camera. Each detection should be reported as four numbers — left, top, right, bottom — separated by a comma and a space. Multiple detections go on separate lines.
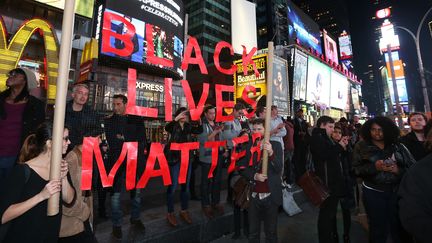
165, 107, 203, 227
198, 105, 226, 219
353, 117, 415, 243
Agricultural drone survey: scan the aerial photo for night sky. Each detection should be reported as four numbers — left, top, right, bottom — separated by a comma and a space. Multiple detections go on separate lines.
347, 0, 432, 114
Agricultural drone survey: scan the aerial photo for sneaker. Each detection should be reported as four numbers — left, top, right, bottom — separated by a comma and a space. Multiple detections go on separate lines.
179, 210, 193, 224
130, 218, 145, 231
112, 226, 122, 239
202, 206, 214, 219
167, 213, 178, 227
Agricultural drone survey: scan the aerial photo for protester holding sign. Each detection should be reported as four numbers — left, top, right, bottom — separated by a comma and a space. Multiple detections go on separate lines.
165, 107, 203, 227
0, 123, 75, 243
238, 118, 283, 243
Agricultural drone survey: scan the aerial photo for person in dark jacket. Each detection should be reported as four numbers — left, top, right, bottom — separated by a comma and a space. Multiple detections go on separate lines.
237, 118, 283, 243
398, 153, 432, 243
292, 108, 309, 181
331, 125, 355, 243
165, 107, 203, 227
65, 83, 102, 151
0, 68, 45, 180
400, 112, 428, 161
353, 117, 415, 243
104, 94, 146, 239
309, 116, 348, 243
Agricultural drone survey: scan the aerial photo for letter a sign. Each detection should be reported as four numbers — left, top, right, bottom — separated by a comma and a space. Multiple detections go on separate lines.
0, 17, 59, 101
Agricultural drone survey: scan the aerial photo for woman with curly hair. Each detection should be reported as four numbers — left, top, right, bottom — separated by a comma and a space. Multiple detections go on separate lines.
353, 117, 415, 243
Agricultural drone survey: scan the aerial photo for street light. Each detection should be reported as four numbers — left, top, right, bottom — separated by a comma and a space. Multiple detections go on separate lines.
395, 6, 432, 115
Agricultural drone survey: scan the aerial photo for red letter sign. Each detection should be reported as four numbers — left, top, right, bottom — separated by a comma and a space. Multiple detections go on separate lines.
228, 135, 250, 174
182, 36, 208, 74
215, 84, 235, 122
242, 85, 257, 119
170, 142, 200, 184
214, 41, 236, 75
204, 141, 227, 178
145, 23, 174, 68
102, 12, 135, 57
136, 143, 172, 188
242, 45, 260, 77
181, 80, 209, 121
81, 137, 138, 190
126, 68, 158, 118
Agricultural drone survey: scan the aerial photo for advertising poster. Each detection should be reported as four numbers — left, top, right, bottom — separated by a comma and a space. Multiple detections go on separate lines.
35, 0, 94, 18
306, 57, 331, 107
351, 88, 361, 110
286, 0, 322, 54
323, 29, 339, 64
330, 70, 348, 110
272, 56, 290, 117
387, 78, 408, 104
293, 49, 308, 101
234, 54, 267, 107
100, 0, 185, 76
338, 35, 353, 60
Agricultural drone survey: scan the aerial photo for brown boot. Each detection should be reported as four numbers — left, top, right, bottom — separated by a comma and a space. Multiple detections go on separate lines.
213, 204, 224, 216
179, 210, 193, 224
202, 206, 214, 219
167, 213, 178, 227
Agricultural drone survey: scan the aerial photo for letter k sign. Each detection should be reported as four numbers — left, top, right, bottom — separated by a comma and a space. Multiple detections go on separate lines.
0, 17, 59, 101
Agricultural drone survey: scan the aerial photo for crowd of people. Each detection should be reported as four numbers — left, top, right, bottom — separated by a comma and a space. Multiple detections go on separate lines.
1, 67, 432, 243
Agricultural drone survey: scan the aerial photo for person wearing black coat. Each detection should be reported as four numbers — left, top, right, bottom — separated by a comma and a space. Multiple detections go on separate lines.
0, 68, 45, 180
292, 108, 310, 181
400, 112, 428, 161
309, 116, 348, 243
237, 118, 283, 243
104, 95, 146, 239
353, 117, 415, 243
398, 153, 432, 243
165, 107, 203, 227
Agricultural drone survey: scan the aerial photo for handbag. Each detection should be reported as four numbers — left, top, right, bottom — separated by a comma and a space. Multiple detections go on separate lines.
297, 148, 330, 207
282, 187, 302, 216
232, 176, 251, 209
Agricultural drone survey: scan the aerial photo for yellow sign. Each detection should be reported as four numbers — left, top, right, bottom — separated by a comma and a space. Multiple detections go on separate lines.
80, 38, 99, 65
34, 0, 95, 19
0, 17, 59, 101
233, 54, 267, 106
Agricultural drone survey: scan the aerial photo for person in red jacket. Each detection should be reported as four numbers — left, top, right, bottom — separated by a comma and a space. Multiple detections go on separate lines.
283, 117, 295, 185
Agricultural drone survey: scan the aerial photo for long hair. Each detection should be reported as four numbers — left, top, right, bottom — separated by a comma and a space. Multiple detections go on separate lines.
19, 122, 53, 163
360, 117, 400, 146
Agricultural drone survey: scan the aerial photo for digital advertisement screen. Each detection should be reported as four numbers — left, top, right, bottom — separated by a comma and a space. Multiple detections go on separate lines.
323, 29, 339, 64
286, 0, 322, 55
272, 56, 290, 117
293, 49, 308, 101
351, 88, 361, 110
99, 0, 185, 77
234, 54, 267, 108
306, 57, 331, 106
330, 70, 348, 110
338, 35, 353, 60
387, 78, 408, 104
34, 0, 95, 18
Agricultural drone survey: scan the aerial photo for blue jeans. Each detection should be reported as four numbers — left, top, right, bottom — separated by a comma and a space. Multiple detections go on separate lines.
0, 156, 17, 181
362, 186, 409, 243
111, 189, 142, 227
166, 162, 192, 213
200, 158, 223, 207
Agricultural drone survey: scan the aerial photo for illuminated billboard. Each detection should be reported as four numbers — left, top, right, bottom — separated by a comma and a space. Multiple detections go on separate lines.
293, 49, 308, 101
234, 54, 267, 107
379, 20, 400, 53
338, 34, 353, 60
99, 0, 185, 77
384, 51, 400, 62
330, 70, 348, 110
231, 0, 257, 54
306, 57, 331, 106
287, 0, 322, 54
34, 0, 95, 18
323, 29, 339, 64
387, 78, 408, 104
351, 88, 361, 110
386, 60, 405, 79
272, 56, 290, 117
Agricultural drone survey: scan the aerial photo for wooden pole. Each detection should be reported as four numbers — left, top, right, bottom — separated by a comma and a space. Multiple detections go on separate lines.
262, 41, 274, 176
47, 0, 76, 216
